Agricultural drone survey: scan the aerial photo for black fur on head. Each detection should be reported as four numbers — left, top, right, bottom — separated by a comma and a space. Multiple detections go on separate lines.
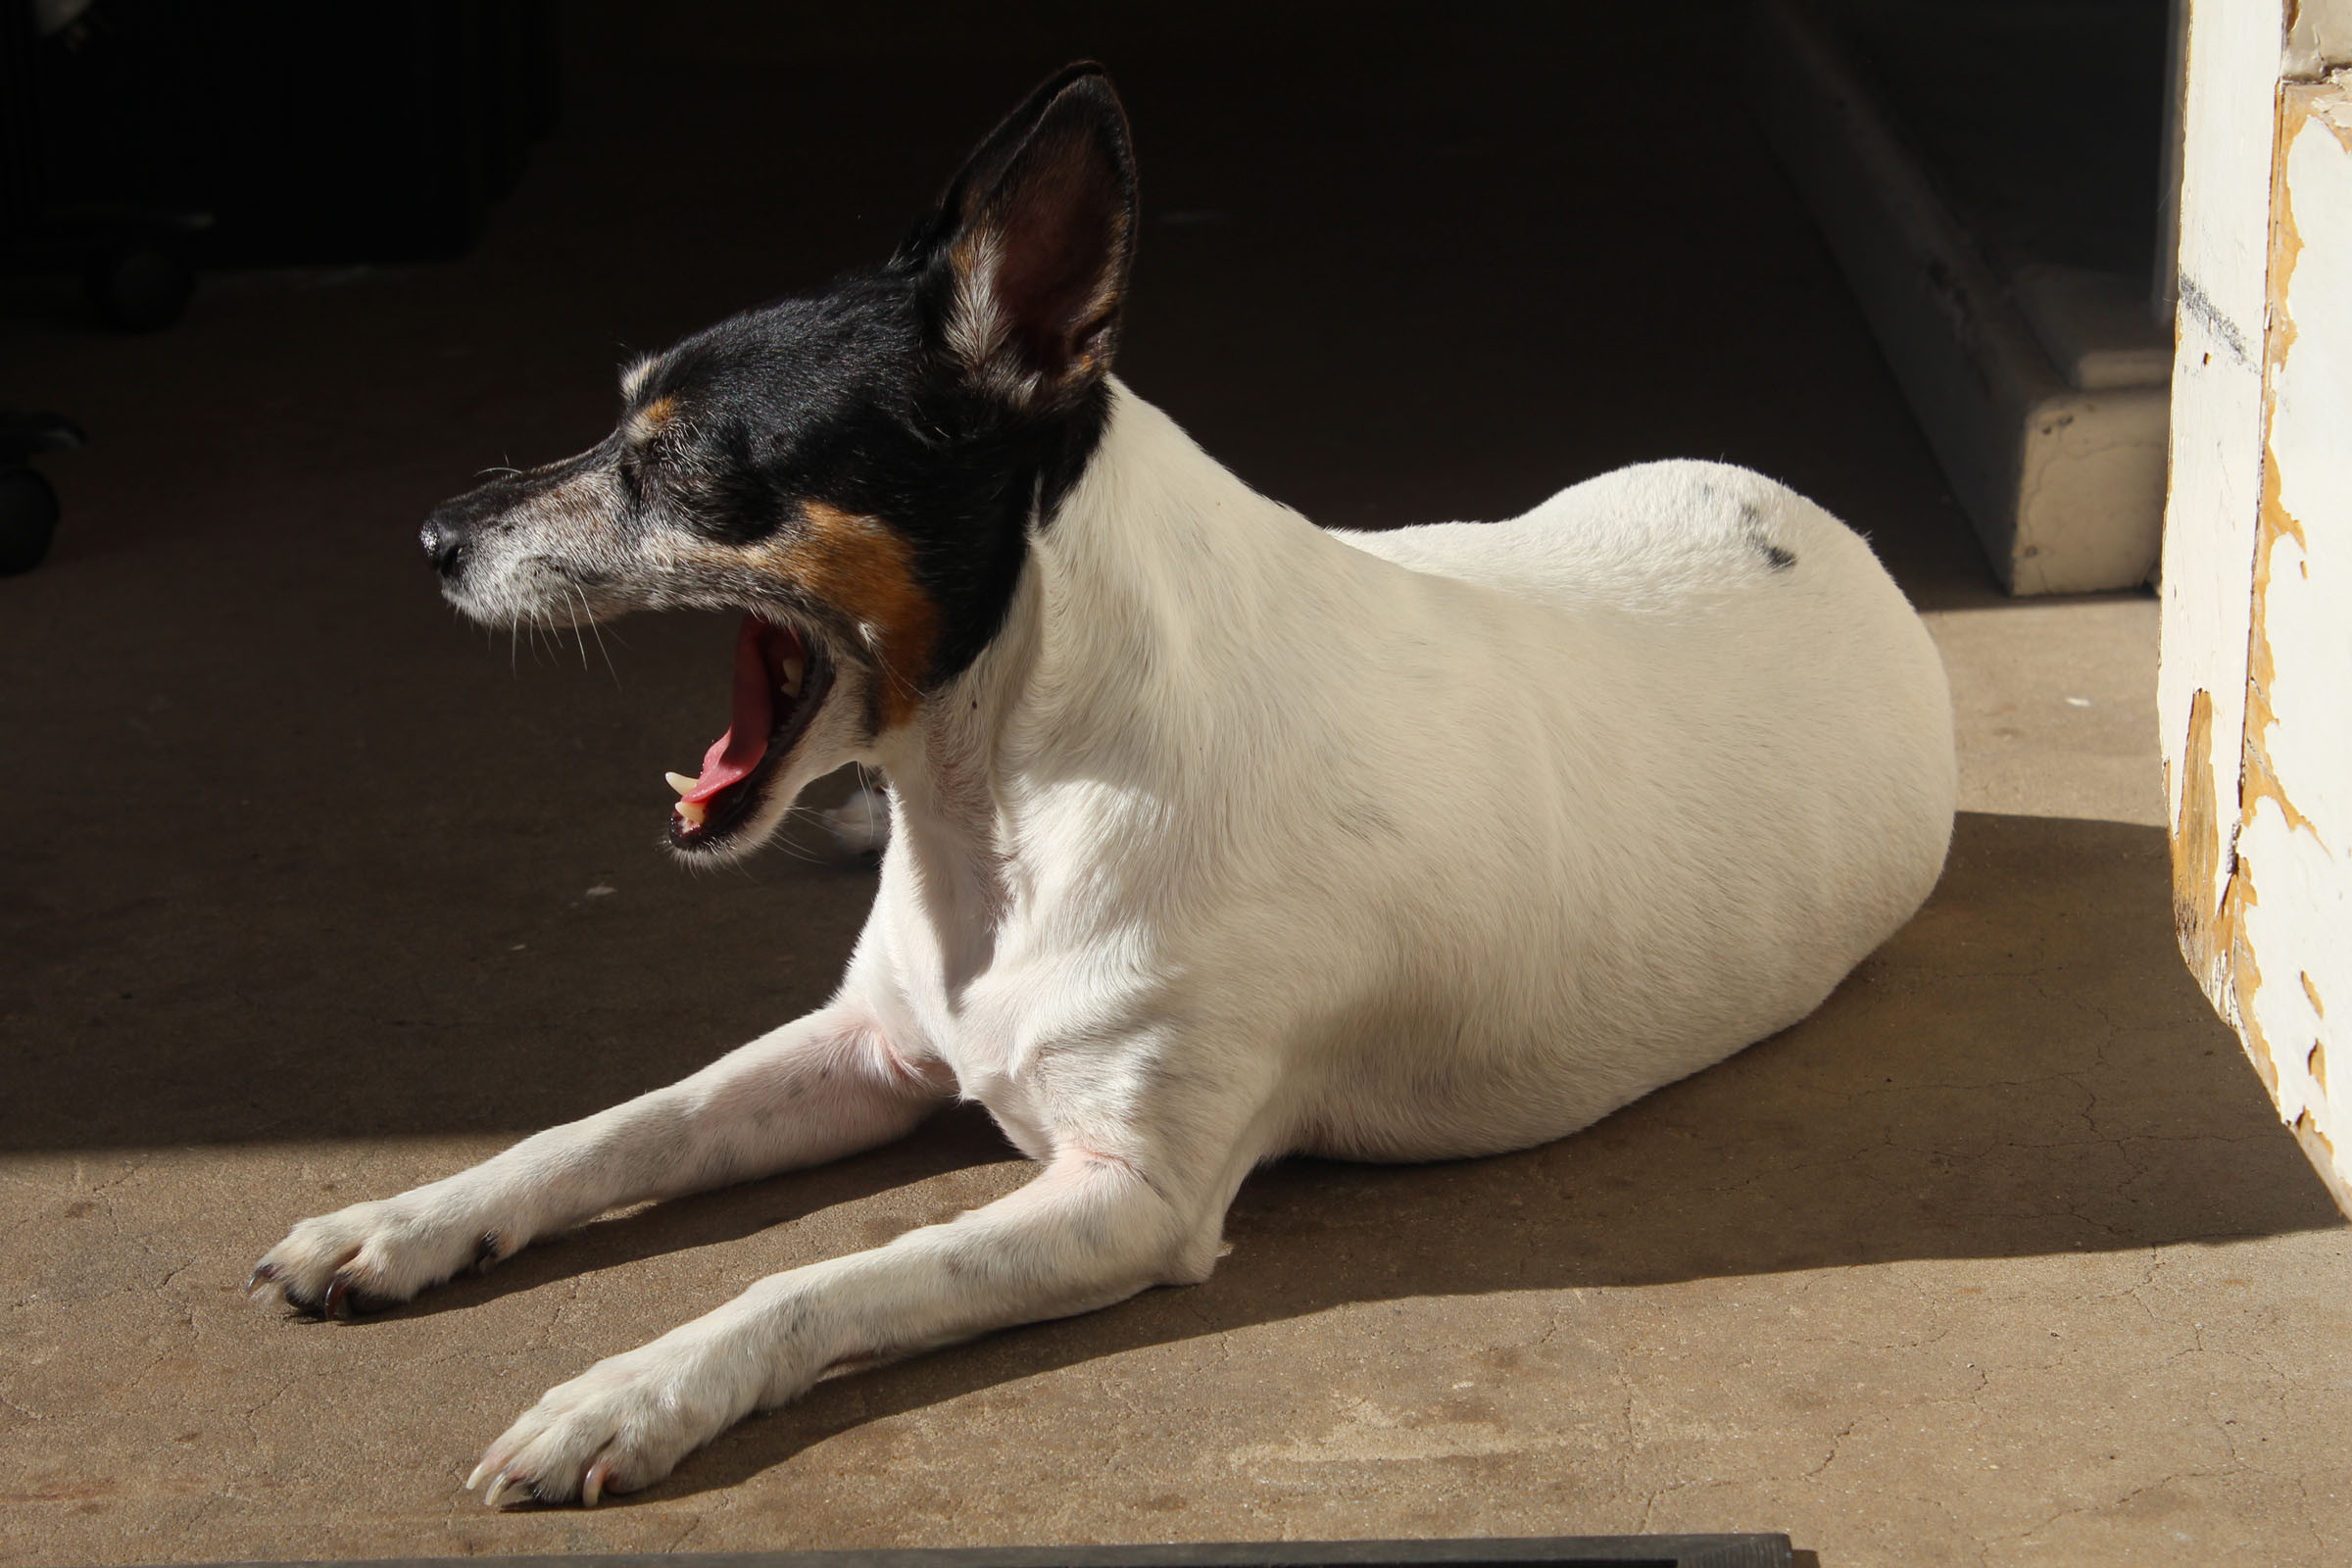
423, 63, 1139, 699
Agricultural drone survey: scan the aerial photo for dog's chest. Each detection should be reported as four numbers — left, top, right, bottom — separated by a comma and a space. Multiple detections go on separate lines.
871, 857, 1072, 1160
905, 968, 1067, 1162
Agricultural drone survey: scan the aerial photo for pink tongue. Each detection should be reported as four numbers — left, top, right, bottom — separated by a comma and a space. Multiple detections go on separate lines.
683, 615, 776, 804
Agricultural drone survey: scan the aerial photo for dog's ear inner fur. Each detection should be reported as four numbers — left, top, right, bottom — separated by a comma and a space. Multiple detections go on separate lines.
904, 64, 1137, 408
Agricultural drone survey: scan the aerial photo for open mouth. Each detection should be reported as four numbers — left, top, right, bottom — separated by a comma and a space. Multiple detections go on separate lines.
663, 614, 834, 852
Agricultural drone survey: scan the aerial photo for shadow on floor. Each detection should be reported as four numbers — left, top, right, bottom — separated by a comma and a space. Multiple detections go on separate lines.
299, 808, 2339, 1503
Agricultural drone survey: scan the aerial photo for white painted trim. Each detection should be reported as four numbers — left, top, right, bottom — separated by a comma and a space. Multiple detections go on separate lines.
2161, 2, 2352, 1215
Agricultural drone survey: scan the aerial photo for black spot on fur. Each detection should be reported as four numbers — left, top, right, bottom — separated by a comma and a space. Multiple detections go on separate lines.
1738, 503, 1795, 571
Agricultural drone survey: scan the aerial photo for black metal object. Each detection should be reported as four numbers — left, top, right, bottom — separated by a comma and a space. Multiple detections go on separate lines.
159, 1538, 1796, 1568
0, 410, 83, 574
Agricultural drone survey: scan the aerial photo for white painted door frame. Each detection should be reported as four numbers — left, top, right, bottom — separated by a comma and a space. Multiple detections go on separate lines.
2161, 0, 2352, 1216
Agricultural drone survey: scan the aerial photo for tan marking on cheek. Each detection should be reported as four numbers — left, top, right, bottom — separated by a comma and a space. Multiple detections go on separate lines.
749, 501, 940, 729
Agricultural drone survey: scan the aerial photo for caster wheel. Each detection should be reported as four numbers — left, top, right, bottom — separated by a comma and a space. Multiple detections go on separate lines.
85, 248, 194, 332
0, 467, 61, 574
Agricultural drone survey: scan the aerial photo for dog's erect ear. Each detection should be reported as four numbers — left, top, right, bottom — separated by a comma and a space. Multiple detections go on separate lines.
901, 64, 1137, 408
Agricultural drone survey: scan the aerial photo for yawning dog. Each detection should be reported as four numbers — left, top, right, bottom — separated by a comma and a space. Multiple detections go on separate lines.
250, 64, 1957, 1507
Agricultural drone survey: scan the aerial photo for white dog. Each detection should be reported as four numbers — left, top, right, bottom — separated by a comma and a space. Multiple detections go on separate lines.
251, 64, 1956, 1507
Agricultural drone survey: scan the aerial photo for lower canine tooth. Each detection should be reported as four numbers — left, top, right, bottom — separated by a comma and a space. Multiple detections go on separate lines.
674, 799, 707, 828
664, 771, 698, 797
780, 656, 805, 696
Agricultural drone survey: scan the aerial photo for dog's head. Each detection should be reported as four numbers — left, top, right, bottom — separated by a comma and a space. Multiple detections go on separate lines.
421, 64, 1137, 858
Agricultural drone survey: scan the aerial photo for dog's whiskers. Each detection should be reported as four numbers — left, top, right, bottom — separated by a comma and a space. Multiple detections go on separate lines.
572, 585, 620, 684
770, 806, 831, 865
563, 593, 590, 671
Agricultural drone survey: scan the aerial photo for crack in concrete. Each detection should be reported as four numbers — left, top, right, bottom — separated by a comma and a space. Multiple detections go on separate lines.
2293, 1472, 2326, 1559
1685, 1136, 1894, 1197
1997, 1465, 2250, 1552
239, 1379, 295, 1452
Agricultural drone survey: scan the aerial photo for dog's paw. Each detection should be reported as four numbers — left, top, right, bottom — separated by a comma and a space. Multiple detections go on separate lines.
466, 1346, 736, 1507
249, 1198, 511, 1319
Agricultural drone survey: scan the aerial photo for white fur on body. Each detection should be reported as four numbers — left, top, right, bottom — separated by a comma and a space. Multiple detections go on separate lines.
257, 382, 1955, 1504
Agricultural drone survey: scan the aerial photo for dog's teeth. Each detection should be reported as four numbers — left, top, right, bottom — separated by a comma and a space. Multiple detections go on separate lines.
674, 798, 708, 829
780, 654, 805, 697
664, 770, 698, 797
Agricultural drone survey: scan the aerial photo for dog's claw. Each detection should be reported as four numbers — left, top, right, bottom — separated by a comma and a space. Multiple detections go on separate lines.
467, 1346, 704, 1508
322, 1274, 354, 1320
474, 1231, 505, 1274
245, 1261, 278, 1297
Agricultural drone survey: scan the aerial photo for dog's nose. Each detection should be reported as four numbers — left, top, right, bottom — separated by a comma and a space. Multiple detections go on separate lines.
420, 514, 468, 576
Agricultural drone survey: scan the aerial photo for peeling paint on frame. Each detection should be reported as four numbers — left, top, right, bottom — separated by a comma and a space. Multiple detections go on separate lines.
2220, 79, 2352, 1217
2163, 54, 2352, 1221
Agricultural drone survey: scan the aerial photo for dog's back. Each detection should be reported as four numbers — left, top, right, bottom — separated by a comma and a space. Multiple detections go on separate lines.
1282, 459, 1958, 1158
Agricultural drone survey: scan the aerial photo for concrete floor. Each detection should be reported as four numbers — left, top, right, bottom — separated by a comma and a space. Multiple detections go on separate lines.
3, 8, 2346, 1566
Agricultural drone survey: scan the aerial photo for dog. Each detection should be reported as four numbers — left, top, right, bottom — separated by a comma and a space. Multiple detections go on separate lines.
249, 64, 1957, 1508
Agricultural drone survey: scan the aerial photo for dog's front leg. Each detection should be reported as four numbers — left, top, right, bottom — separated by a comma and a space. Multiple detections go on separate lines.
466, 1149, 1221, 1506
250, 1001, 942, 1316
